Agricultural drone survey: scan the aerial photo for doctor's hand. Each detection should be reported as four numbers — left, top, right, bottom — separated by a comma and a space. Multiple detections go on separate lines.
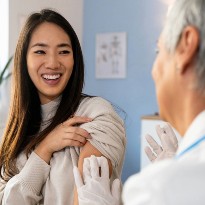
144, 123, 178, 162
73, 155, 120, 205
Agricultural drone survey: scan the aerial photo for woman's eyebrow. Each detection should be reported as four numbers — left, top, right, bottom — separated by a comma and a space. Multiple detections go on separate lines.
31, 43, 48, 48
57, 43, 72, 48
30, 43, 71, 48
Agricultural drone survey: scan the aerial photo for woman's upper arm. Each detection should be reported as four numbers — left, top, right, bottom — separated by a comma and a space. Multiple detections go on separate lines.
78, 97, 126, 169
78, 141, 112, 175
73, 141, 113, 205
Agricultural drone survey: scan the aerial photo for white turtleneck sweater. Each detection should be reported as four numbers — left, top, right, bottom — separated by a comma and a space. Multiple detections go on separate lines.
0, 97, 126, 205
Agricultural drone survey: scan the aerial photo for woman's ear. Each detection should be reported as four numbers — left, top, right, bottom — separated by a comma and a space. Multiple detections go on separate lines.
175, 26, 199, 74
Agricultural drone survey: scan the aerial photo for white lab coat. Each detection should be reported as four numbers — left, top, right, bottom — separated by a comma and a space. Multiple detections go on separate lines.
122, 110, 205, 205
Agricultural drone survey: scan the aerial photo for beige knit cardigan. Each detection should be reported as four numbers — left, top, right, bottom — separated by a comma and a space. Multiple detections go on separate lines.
0, 97, 126, 205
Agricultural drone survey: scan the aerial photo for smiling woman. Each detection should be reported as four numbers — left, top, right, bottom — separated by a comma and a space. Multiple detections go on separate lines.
26, 22, 74, 104
0, 9, 126, 205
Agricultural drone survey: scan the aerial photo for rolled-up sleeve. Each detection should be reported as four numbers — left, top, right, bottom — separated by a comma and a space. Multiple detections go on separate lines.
76, 97, 126, 168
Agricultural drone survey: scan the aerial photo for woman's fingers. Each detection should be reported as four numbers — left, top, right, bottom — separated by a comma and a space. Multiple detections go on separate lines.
63, 127, 91, 138
62, 127, 92, 143
63, 116, 92, 127
58, 116, 93, 146
35, 117, 93, 162
40, 116, 93, 153
63, 138, 85, 147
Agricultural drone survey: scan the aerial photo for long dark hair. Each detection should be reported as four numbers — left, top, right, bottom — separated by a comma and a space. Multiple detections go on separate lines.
0, 9, 86, 180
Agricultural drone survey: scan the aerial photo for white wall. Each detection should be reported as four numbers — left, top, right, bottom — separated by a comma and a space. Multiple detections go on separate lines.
0, 0, 9, 69
0, 0, 9, 137
9, 0, 84, 57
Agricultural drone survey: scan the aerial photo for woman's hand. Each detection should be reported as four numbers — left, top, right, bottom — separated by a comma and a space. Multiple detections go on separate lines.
35, 116, 92, 163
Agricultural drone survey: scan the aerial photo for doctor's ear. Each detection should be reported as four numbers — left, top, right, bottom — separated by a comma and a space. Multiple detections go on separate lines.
175, 26, 199, 74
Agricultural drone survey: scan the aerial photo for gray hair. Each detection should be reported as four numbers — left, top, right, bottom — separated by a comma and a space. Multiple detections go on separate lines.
162, 0, 205, 93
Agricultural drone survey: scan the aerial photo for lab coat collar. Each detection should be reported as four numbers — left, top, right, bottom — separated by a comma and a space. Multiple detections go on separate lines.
176, 110, 205, 156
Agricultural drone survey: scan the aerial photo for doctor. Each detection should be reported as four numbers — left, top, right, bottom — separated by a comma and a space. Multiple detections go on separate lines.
73, 0, 205, 204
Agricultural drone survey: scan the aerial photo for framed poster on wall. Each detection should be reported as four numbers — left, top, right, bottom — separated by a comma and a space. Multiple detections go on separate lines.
96, 32, 127, 79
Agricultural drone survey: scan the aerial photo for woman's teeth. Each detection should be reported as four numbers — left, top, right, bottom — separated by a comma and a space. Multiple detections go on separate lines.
42, 74, 61, 80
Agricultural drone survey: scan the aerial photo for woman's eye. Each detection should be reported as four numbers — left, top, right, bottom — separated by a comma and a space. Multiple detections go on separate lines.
59, 50, 70, 54
34, 50, 46, 54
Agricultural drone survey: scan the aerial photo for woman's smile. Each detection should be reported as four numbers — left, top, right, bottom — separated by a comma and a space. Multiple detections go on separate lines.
41, 73, 62, 85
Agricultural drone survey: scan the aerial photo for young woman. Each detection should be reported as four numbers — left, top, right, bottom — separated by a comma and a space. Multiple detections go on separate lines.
0, 9, 126, 205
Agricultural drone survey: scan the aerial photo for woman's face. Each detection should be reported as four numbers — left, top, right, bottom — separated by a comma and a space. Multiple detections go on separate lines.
27, 22, 74, 104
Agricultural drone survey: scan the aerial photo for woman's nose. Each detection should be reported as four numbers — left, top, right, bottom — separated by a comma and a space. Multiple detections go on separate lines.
45, 54, 60, 70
